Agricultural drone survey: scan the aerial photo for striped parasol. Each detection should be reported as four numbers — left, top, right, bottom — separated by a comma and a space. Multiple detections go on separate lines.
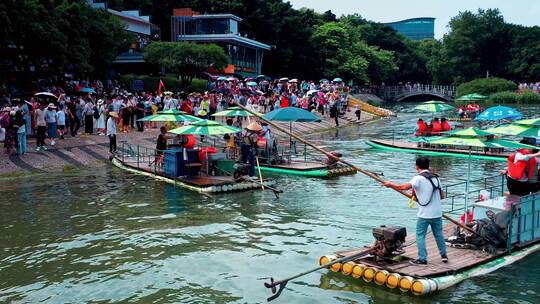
486, 124, 540, 138
212, 107, 261, 117
168, 119, 242, 135
414, 101, 455, 113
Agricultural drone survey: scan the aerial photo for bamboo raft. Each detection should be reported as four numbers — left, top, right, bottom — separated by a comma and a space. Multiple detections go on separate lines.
366, 139, 509, 161
112, 156, 276, 194
320, 225, 540, 295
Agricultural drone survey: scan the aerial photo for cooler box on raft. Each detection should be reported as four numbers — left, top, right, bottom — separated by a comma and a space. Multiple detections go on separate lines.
164, 150, 183, 177
472, 193, 540, 246
163, 149, 201, 177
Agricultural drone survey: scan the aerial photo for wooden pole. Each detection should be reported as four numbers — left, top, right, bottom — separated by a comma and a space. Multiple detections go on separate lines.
235, 103, 398, 190
235, 103, 489, 241
255, 156, 265, 191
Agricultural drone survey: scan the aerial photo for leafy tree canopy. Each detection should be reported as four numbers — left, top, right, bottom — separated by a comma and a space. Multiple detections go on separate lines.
144, 42, 228, 88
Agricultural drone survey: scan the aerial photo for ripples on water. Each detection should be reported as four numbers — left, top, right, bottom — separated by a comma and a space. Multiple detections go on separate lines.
1, 108, 539, 303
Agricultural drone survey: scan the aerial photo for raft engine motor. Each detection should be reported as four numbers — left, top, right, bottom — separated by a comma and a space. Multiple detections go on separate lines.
372, 226, 407, 258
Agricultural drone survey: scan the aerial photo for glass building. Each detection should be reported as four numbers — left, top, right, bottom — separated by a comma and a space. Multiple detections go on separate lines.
383, 17, 435, 40
171, 11, 271, 76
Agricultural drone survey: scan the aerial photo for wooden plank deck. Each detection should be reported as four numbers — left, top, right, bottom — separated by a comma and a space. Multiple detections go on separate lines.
120, 156, 237, 187
371, 139, 509, 158
336, 225, 505, 278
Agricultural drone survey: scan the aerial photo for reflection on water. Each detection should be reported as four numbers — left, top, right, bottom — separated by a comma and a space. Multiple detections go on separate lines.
0, 106, 539, 303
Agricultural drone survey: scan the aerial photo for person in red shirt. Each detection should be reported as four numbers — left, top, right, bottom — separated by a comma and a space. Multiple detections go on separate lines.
180, 98, 193, 115
415, 119, 428, 136
441, 117, 451, 132
280, 93, 289, 108
431, 117, 442, 135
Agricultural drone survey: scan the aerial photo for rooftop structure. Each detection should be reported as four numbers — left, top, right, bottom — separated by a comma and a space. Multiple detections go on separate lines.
87, 1, 159, 65
383, 17, 435, 40
171, 8, 271, 76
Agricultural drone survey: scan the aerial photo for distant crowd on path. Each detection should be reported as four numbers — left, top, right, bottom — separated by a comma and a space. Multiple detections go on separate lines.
518, 82, 540, 92
0, 77, 350, 156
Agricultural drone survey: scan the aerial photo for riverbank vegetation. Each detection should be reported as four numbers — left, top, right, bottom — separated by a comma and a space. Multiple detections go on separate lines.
1, 1, 539, 87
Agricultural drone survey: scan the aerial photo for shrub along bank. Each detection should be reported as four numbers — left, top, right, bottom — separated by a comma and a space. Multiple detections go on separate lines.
119, 75, 208, 93
457, 77, 518, 97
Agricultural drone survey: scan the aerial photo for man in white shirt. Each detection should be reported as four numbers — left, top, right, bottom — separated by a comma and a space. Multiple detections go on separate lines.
384, 157, 448, 265
107, 112, 118, 153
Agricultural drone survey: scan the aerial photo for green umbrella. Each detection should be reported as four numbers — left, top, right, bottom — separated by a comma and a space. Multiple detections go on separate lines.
138, 111, 200, 122
157, 109, 184, 115
455, 93, 487, 101
513, 117, 540, 127
427, 136, 536, 149
212, 107, 260, 117
414, 100, 455, 113
442, 127, 493, 137
246, 81, 258, 87
168, 119, 242, 136
486, 124, 540, 138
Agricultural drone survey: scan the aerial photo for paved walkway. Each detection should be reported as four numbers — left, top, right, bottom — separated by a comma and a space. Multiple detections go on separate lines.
0, 109, 376, 175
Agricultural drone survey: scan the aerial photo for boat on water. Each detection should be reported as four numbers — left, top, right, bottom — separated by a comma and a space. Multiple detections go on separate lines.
366, 139, 509, 161
318, 185, 540, 296
112, 142, 276, 194
257, 161, 356, 177
447, 117, 472, 122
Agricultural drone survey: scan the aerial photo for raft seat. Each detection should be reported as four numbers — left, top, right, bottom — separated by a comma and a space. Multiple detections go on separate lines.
185, 163, 202, 177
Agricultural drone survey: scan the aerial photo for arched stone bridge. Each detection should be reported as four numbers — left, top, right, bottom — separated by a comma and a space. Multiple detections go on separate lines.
380, 85, 456, 102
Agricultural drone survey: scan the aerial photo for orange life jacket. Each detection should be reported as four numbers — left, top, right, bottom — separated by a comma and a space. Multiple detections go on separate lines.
256, 136, 267, 149
182, 135, 196, 149
431, 121, 442, 133
441, 121, 451, 131
415, 122, 427, 136
507, 149, 534, 180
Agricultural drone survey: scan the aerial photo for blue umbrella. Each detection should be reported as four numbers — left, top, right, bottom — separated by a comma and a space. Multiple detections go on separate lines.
263, 107, 322, 122
80, 87, 96, 94
475, 106, 523, 121
263, 107, 322, 149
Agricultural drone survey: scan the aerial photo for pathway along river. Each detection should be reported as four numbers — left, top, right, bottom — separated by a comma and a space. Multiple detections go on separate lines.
1, 105, 539, 303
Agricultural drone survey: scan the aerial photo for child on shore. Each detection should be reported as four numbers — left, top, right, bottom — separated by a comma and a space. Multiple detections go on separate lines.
57, 105, 66, 139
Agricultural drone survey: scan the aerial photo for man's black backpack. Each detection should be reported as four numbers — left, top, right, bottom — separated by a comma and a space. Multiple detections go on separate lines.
93, 106, 100, 119
416, 171, 441, 206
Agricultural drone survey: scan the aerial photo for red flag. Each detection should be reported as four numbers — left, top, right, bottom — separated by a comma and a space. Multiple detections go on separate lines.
157, 79, 166, 95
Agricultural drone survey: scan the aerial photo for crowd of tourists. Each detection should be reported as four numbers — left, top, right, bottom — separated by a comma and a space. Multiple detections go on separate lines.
518, 82, 540, 92
0, 77, 349, 156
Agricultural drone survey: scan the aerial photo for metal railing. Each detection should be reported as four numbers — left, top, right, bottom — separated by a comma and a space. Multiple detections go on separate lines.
442, 173, 507, 214
118, 142, 164, 175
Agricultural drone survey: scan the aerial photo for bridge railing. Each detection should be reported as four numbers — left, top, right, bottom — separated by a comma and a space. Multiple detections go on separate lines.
382, 85, 456, 100
351, 84, 457, 101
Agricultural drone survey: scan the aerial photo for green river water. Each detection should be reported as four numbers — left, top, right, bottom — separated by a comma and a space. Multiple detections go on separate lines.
1, 107, 539, 303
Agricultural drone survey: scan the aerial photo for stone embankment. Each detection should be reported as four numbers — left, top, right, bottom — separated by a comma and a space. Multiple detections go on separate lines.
0, 103, 386, 175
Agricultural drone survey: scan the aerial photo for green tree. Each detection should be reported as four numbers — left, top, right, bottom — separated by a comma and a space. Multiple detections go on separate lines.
0, 0, 130, 78
442, 9, 511, 83
507, 25, 540, 81
144, 42, 228, 88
